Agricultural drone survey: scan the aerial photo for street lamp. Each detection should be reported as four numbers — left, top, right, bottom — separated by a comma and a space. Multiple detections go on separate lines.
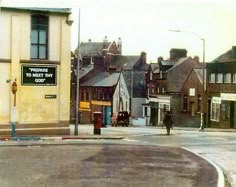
75, 9, 80, 135
169, 29, 206, 131
126, 57, 134, 124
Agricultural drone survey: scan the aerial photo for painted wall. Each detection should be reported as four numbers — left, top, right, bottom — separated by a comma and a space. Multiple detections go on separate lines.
0, 8, 71, 134
113, 73, 130, 113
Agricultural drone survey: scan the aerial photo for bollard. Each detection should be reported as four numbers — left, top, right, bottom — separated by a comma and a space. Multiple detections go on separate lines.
93, 112, 102, 135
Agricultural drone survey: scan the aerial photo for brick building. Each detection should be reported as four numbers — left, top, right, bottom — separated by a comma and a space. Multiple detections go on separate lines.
207, 46, 236, 128
146, 49, 204, 127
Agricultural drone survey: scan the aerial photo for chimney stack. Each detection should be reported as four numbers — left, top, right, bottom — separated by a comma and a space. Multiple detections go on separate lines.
170, 48, 187, 60
117, 37, 122, 55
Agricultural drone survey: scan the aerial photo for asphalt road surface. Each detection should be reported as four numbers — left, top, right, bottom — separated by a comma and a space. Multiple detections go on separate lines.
0, 144, 217, 187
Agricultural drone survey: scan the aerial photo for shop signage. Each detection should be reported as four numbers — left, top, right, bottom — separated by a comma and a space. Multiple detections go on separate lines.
212, 97, 221, 104
91, 100, 111, 106
45, 95, 57, 99
21, 65, 57, 86
221, 93, 236, 101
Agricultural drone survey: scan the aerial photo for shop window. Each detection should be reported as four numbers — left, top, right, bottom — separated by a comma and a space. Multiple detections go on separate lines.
216, 73, 223, 83
224, 73, 231, 83
144, 107, 148, 117
211, 103, 220, 121
221, 103, 230, 121
209, 73, 215, 83
31, 15, 48, 59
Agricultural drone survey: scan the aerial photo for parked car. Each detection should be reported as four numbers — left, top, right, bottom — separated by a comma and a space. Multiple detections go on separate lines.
115, 111, 129, 127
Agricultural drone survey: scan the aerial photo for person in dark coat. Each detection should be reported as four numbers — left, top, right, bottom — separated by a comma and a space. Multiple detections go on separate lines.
163, 111, 173, 135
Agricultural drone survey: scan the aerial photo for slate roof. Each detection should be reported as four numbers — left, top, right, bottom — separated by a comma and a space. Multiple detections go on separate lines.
133, 59, 149, 71
78, 42, 107, 57
193, 68, 206, 90
166, 57, 202, 93
78, 64, 94, 79
212, 48, 236, 63
94, 73, 120, 87
2, 7, 71, 14
109, 55, 139, 70
150, 63, 158, 72
207, 61, 236, 73
161, 60, 176, 66
80, 71, 119, 87
166, 57, 189, 72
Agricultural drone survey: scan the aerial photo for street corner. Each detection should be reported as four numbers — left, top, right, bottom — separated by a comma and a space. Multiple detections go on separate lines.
182, 147, 225, 187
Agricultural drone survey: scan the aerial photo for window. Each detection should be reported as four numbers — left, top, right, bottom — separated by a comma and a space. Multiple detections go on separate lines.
211, 103, 220, 121
150, 72, 152, 80
233, 73, 236, 83
183, 95, 188, 112
162, 87, 165, 93
224, 73, 231, 83
151, 86, 155, 94
221, 103, 230, 121
209, 73, 215, 83
86, 90, 89, 101
144, 107, 148, 117
31, 15, 48, 59
216, 73, 223, 83
160, 71, 163, 79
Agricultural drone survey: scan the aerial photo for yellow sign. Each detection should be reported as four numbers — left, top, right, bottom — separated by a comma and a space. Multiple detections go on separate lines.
80, 101, 90, 109
79, 108, 91, 112
91, 100, 111, 106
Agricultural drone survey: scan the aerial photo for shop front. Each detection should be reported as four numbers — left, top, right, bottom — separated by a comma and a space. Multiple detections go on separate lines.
210, 93, 236, 128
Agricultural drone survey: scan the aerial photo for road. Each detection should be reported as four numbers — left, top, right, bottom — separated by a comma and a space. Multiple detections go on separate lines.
0, 144, 217, 187
84, 125, 236, 187
0, 125, 234, 187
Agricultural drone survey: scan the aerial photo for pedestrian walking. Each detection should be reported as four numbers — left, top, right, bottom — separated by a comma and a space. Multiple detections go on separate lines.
163, 111, 173, 135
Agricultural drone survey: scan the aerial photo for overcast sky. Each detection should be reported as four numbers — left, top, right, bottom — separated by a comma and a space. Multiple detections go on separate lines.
2, 0, 236, 62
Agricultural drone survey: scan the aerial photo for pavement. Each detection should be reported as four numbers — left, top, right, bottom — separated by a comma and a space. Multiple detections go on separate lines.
0, 124, 229, 187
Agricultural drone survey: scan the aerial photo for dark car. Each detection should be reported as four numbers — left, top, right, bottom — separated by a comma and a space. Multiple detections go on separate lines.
116, 111, 130, 127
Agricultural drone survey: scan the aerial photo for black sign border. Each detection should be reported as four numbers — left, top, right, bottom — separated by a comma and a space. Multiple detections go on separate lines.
21, 65, 57, 86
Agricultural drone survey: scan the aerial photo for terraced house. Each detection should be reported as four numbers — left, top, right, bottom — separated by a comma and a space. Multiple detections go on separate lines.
207, 46, 236, 128
0, 7, 72, 135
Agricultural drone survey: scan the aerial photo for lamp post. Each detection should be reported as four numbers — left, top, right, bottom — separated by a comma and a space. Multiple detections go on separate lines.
126, 57, 134, 124
169, 29, 206, 131
75, 9, 80, 135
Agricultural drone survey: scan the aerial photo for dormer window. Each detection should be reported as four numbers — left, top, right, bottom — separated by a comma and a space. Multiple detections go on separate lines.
31, 15, 48, 59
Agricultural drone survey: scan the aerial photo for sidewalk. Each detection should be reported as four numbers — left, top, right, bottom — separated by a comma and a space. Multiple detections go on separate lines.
1, 124, 236, 142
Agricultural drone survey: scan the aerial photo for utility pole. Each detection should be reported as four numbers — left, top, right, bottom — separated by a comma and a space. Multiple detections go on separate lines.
74, 9, 80, 135
169, 29, 206, 131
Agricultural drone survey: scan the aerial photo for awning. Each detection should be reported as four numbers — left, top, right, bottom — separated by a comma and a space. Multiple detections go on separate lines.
91, 100, 112, 106
149, 101, 159, 109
